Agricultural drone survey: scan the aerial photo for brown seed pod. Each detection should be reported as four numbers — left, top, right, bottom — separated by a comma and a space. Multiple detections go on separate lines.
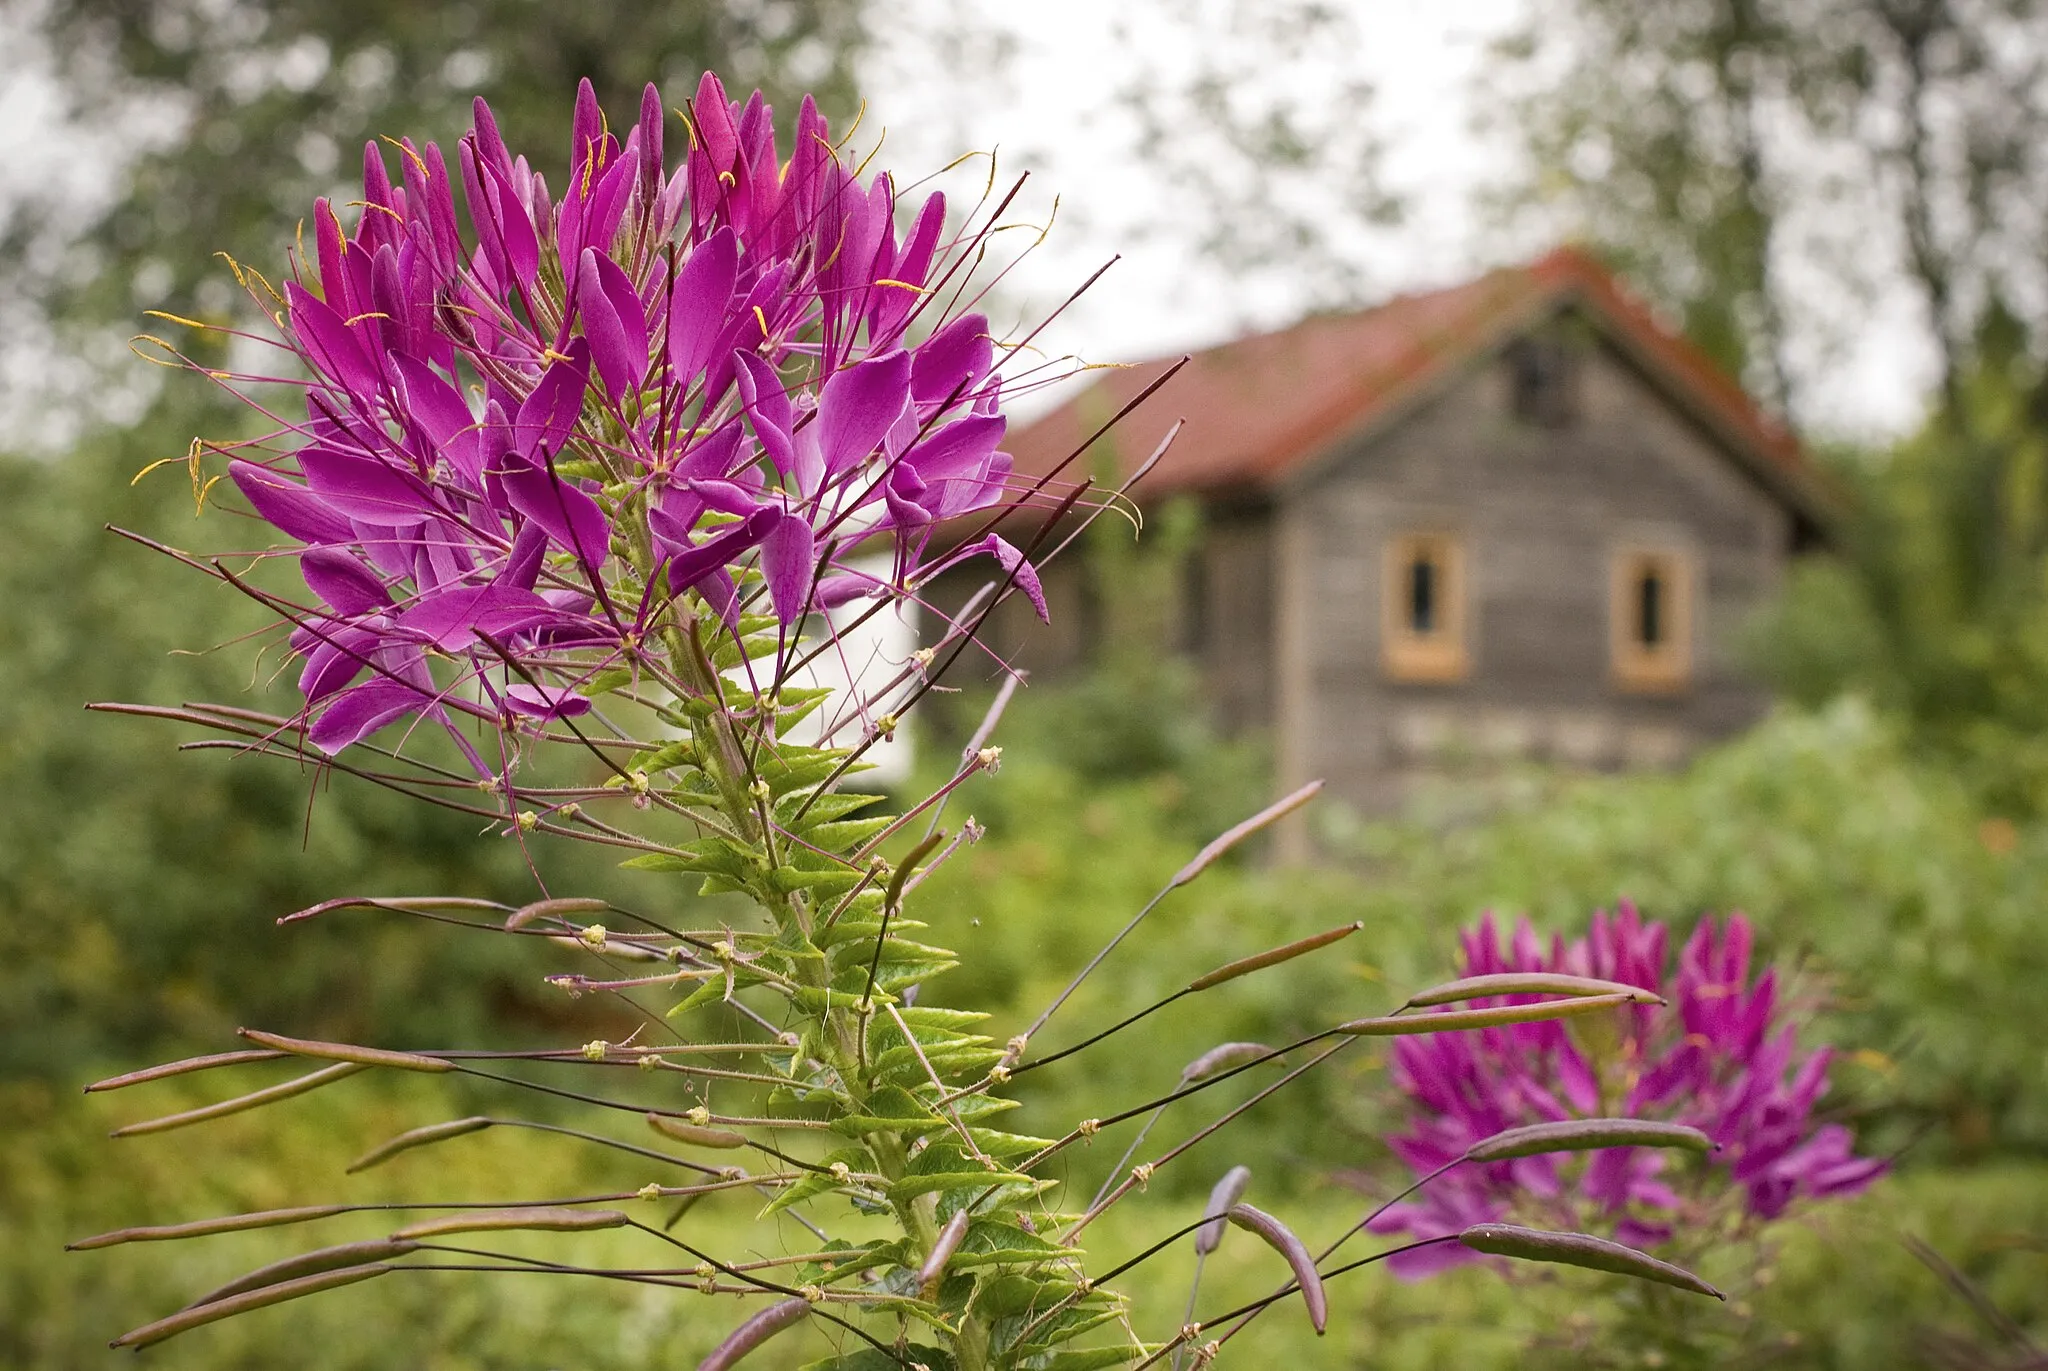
918, 1208, 972, 1291
1186, 921, 1363, 992
108, 1062, 368, 1138
1195, 1165, 1253, 1255
237, 1028, 451, 1073
1401, 973, 1663, 1010
697, 1295, 813, 1371
85, 1049, 289, 1093
646, 1112, 748, 1149
346, 1116, 495, 1173
505, 896, 610, 929
111, 1264, 393, 1349
184, 1239, 422, 1309
68, 1205, 351, 1251
1458, 1223, 1724, 1299
389, 1206, 629, 1240
1338, 992, 1639, 1037
1170, 781, 1323, 889
1180, 1042, 1277, 1084
1226, 1204, 1326, 1333
1465, 1118, 1714, 1163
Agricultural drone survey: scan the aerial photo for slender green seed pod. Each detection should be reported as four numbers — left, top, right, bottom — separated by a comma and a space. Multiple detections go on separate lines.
108, 1063, 367, 1138
1466, 1118, 1714, 1164
1181, 1042, 1277, 1084
884, 829, 949, 911
69, 1205, 351, 1251
389, 1207, 630, 1240
1170, 781, 1323, 889
506, 896, 610, 929
1186, 922, 1363, 992
1338, 993, 1639, 1037
346, 1117, 494, 1173
185, 1240, 421, 1308
1226, 1204, 1326, 1333
1195, 1166, 1252, 1255
237, 1028, 451, 1073
111, 1264, 393, 1349
698, 1296, 813, 1371
647, 1112, 748, 1149
1458, 1223, 1724, 1298
919, 1208, 971, 1291
1402, 973, 1663, 1010
84, 1049, 288, 1093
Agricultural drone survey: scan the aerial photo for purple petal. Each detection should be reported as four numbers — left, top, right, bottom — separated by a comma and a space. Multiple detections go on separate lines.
735, 352, 795, 472
668, 227, 738, 384
392, 354, 483, 486
286, 282, 380, 399
499, 456, 610, 569
911, 313, 993, 407
503, 681, 594, 720
310, 680, 428, 754
761, 513, 816, 623
300, 547, 394, 616
576, 248, 648, 402
659, 506, 782, 594
818, 349, 910, 478
230, 460, 355, 545
298, 446, 436, 527
513, 342, 590, 458
904, 414, 1006, 485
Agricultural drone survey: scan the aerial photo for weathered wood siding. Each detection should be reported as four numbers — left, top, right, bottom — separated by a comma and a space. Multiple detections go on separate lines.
1273, 309, 1794, 815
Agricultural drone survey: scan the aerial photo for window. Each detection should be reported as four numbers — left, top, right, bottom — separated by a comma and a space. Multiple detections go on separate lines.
1610, 547, 1693, 692
1383, 532, 1469, 682
1507, 333, 1581, 427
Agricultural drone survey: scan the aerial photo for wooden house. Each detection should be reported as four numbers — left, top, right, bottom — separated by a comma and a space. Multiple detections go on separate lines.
973, 247, 1832, 817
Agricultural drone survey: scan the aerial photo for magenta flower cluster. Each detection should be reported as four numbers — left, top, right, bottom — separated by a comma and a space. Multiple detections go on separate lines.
224, 76, 1041, 761
1371, 904, 1886, 1276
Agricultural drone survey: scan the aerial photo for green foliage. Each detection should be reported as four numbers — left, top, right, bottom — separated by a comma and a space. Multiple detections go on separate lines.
0, 407, 664, 1078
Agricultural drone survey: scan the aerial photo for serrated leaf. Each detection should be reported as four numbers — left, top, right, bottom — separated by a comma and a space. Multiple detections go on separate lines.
801, 1343, 955, 1371
887, 1171, 1032, 1203
758, 1148, 875, 1218
801, 817, 896, 854
1043, 1347, 1150, 1371
577, 667, 635, 698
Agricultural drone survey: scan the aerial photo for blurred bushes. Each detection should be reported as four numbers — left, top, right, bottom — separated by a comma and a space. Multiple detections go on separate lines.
0, 402, 651, 1081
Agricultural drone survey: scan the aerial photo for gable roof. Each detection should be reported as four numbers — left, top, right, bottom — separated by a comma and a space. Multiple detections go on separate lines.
1005, 246, 1831, 531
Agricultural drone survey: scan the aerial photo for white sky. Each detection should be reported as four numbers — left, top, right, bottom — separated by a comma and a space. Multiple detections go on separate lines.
0, 0, 1938, 446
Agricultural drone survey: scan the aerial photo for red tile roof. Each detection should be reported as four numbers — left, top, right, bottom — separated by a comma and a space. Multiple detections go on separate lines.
1004, 246, 1827, 524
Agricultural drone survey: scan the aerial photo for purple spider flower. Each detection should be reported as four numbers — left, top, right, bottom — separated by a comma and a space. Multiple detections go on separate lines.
217, 74, 1046, 761
1369, 903, 1887, 1277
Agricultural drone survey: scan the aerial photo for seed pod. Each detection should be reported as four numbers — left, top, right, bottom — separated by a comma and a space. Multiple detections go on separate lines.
85, 1049, 288, 1093
110, 1264, 393, 1349
1170, 781, 1323, 889
1226, 1204, 1326, 1333
68, 1205, 351, 1251
1466, 1118, 1714, 1164
1181, 1042, 1277, 1084
109, 1063, 367, 1138
389, 1207, 629, 1240
698, 1295, 813, 1371
346, 1117, 494, 1173
1402, 973, 1662, 1010
919, 1208, 972, 1291
185, 1240, 421, 1308
1195, 1166, 1252, 1254
1186, 922, 1363, 992
1338, 993, 1638, 1037
647, 1111, 748, 1149
506, 896, 610, 929
1458, 1223, 1724, 1299
238, 1028, 451, 1073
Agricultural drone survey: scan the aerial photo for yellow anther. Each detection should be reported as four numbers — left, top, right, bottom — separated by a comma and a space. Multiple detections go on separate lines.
685, 1106, 712, 1127
1076, 1118, 1101, 1137
516, 810, 539, 831
637, 1053, 664, 1072
582, 1039, 609, 1061
976, 746, 1003, 773
578, 923, 608, 950
637, 1182, 663, 1202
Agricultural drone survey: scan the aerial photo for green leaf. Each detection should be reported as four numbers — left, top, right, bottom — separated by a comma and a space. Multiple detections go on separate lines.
886, 1170, 1032, 1203
758, 1147, 874, 1218
1043, 1347, 1151, 1371
576, 667, 635, 698
801, 1344, 955, 1371
801, 817, 895, 854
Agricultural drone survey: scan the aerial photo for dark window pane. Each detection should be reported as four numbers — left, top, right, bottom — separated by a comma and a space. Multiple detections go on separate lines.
1638, 569, 1663, 647
1409, 556, 1437, 635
